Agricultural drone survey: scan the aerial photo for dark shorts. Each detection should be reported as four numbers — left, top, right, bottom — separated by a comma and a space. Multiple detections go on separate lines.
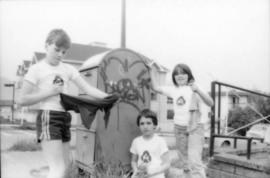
36, 110, 71, 143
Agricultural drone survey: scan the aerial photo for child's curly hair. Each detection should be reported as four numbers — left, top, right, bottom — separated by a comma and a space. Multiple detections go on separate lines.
136, 109, 158, 126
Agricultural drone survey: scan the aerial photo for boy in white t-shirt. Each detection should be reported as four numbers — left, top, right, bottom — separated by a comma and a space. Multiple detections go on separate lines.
18, 29, 109, 178
130, 109, 170, 178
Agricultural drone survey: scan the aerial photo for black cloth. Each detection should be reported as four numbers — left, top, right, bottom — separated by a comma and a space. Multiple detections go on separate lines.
60, 93, 119, 129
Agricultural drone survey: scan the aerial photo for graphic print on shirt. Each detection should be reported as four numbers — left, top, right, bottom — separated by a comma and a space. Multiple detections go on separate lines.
53, 75, 64, 85
176, 96, 186, 106
141, 150, 152, 163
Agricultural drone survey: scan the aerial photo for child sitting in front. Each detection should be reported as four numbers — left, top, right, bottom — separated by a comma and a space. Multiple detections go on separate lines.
130, 109, 170, 178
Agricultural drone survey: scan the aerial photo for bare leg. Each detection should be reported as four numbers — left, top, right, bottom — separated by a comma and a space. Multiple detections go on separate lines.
41, 140, 66, 178
188, 125, 206, 178
62, 142, 72, 177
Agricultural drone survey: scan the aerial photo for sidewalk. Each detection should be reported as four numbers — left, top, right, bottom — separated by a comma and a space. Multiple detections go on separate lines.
1, 125, 47, 178
1, 126, 76, 178
1, 151, 48, 178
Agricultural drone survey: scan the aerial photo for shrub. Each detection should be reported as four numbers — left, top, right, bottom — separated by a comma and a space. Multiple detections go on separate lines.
8, 140, 41, 152
228, 106, 259, 136
17, 122, 36, 130
93, 161, 132, 178
0, 116, 12, 124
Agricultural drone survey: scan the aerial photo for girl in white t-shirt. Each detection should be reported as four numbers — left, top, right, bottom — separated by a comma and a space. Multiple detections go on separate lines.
149, 63, 213, 178
130, 109, 169, 178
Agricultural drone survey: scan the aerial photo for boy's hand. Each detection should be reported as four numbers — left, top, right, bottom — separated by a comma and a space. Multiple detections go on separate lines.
50, 83, 63, 96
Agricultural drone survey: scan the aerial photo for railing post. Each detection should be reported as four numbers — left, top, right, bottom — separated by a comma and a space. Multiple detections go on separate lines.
218, 84, 221, 134
234, 138, 237, 149
247, 138, 252, 160
210, 81, 216, 157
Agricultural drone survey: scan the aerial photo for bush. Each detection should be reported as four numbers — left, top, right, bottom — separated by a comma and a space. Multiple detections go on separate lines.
0, 116, 12, 124
93, 161, 132, 178
228, 106, 259, 136
8, 140, 41, 152
17, 122, 36, 130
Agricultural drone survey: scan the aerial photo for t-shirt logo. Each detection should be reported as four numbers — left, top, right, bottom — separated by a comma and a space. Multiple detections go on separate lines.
176, 96, 186, 106
53, 75, 64, 85
141, 150, 151, 163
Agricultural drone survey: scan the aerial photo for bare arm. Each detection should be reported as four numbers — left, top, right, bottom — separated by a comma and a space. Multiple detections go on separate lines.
131, 154, 139, 178
17, 80, 62, 106
190, 83, 213, 107
73, 75, 109, 99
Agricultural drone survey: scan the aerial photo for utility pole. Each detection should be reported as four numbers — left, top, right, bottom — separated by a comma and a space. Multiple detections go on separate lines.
121, 0, 126, 48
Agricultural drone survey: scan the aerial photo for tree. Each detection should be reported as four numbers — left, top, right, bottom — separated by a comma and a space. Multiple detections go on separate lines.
227, 91, 270, 136
228, 106, 260, 136
249, 93, 270, 122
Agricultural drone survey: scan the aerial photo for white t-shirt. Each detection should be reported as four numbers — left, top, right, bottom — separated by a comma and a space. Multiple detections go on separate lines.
24, 60, 80, 111
161, 85, 200, 126
130, 134, 168, 178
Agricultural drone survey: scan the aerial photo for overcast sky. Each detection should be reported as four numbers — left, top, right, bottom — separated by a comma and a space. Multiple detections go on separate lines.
0, 0, 269, 99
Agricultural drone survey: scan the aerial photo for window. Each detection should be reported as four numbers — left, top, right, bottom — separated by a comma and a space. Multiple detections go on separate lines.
167, 109, 174, 120
232, 96, 239, 108
167, 97, 173, 104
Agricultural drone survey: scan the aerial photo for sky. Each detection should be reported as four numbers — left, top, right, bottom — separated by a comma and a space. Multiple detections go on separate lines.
0, 0, 270, 100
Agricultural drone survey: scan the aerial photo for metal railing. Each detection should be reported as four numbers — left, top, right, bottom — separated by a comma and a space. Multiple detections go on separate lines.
209, 81, 270, 159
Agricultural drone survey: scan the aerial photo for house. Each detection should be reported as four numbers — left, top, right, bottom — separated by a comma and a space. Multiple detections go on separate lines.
0, 100, 13, 121
212, 89, 251, 134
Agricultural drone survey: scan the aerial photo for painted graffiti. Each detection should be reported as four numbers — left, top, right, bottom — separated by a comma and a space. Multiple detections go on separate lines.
99, 56, 151, 111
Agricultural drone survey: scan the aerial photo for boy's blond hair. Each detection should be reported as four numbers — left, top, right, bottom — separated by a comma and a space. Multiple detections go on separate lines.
45, 29, 71, 49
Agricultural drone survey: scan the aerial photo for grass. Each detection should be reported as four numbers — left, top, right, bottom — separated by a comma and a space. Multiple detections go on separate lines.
8, 140, 41, 152
92, 161, 132, 178
71, 159, 132, 178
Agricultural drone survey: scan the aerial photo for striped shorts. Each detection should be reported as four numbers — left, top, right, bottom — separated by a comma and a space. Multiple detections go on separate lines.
36, 110, 71, 143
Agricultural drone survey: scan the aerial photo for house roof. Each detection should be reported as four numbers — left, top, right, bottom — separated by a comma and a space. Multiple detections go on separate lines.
210, 90, 250, 97
23, 60, 31, 68
33, 52, 46, 62
66, 43, 110, 61
228, 90, 250, 97
32, 43, 110, 63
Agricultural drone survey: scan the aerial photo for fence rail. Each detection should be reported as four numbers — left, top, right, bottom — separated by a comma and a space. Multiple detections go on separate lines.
209, 81, 270, 159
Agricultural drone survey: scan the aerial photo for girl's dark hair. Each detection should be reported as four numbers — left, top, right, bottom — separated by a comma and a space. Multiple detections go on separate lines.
45, 29, 71, 49
136, 109, 158, 126
172, 63, 195, 86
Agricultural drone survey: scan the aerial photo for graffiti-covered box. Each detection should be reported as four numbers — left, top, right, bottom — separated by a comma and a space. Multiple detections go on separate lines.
76, 48, 155, 174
